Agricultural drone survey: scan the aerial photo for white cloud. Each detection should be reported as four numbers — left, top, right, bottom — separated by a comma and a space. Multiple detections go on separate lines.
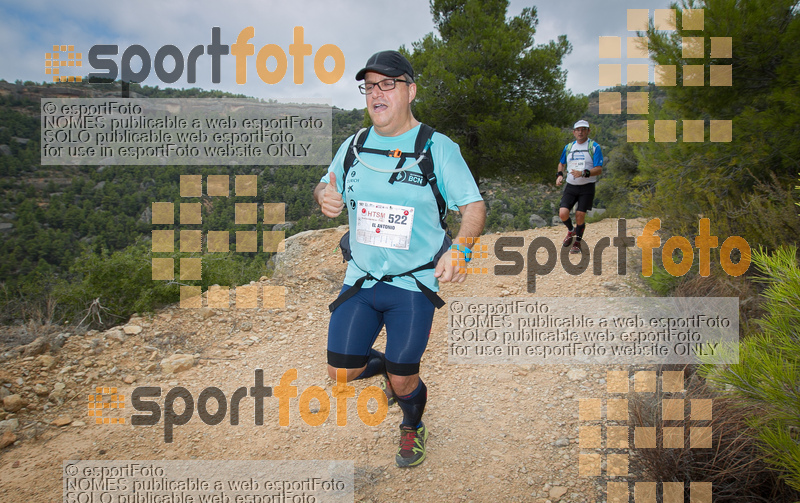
1, 0, 672, 108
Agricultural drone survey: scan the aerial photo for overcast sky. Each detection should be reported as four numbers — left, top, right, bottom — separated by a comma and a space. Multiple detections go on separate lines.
0, 0, 672, 110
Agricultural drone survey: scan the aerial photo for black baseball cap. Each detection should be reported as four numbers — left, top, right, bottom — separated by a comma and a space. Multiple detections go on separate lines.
355, 50, 414, 81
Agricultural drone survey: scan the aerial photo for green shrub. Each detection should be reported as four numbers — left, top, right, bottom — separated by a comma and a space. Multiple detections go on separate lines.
58, 243, 178, 327
629, 367, 800, 502
644, 262, 684, 296
700, 246, 800, 491
57, 242, 275, 328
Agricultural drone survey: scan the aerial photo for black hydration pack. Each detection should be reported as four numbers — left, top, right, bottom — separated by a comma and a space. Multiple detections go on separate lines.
343, 124, 447, 230
329, 124, 451, 313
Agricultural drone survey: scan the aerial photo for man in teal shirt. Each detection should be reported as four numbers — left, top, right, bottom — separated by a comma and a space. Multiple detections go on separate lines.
314, 50, 485, 467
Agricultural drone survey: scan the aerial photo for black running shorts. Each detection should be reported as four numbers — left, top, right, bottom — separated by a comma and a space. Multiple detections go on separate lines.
559, 182, 595, 213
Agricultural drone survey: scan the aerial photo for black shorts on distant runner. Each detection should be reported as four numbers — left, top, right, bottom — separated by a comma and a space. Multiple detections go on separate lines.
559, 183, 595, 213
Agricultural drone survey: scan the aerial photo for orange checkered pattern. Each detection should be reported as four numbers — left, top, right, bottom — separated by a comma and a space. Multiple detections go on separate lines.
45, 45, 82, 83
88, 386, 125, 425
451, 237, 489, 275
579, 369, 713, 502
598, 9, 732, 143
152, 175, 286, 309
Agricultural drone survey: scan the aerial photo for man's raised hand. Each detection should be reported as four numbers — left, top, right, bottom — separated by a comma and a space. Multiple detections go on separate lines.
320, 172, 344, 218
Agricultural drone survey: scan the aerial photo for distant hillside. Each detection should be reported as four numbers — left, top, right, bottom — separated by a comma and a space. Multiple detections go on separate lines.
0, 79, 587, 326
0, 80, 366, 324
581, 84, 668, 152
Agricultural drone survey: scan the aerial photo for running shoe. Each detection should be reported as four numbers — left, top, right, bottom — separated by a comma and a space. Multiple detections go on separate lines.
570, 241, 582, 254
396, 422, 428, 468
563, 230, 576, 247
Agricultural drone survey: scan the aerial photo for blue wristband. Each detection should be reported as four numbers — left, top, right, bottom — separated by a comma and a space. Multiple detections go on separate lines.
451, 244, 473, 262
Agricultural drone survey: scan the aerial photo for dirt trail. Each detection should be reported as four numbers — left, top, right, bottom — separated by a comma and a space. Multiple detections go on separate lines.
0, 218, 649, 503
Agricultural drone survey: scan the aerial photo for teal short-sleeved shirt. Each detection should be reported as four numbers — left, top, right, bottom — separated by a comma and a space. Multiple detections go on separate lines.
321, 124, 482, 293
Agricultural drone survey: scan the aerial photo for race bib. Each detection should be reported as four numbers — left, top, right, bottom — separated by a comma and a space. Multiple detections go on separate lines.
568, 159, 586, 171
355, 201, 415, 250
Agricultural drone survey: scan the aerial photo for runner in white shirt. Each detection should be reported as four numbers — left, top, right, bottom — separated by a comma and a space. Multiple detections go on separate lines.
556, 120, 604, 254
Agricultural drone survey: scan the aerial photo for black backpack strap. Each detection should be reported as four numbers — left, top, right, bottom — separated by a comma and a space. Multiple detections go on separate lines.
328, 262, 445, 313
328, 234, 452, 313
415, 124, 448, 231
343, 127, 419, 192
384, 124, 446, 231
328, 274, 372, 312
342, 127, 371, 194
415, 123, 436, 156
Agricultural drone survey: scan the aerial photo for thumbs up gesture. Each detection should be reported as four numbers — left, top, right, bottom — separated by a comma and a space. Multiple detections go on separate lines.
318, 172, 344, 217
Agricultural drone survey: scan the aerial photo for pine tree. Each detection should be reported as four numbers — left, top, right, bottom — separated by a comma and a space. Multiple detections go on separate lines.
404, 0, 586, 184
